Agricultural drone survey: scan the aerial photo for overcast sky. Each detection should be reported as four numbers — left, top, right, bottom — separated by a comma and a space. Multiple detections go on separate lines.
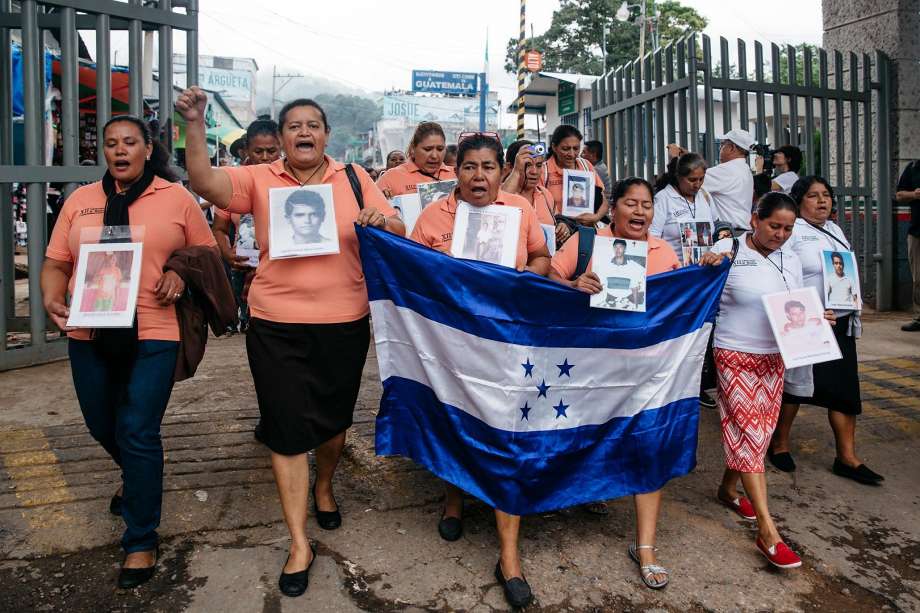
107, 0, 824, 124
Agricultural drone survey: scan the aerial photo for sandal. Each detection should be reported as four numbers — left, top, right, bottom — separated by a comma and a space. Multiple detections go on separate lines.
627, 543, 669, 589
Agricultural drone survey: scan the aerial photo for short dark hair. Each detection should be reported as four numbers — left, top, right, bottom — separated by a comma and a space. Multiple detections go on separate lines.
505, 140, 533, 167
584, 140, 604, 160
775, 145, 803, 173
456, 134, 504, 168
611, 177, 654, 205
445, 144, 458, 156
550, 124, 582, 148
789, 175, 835, 215
278, 99, 329, 133
753, 173, 773, 201
784, 299, 806, 313
103, 115, 178, 182
247, 119, 279, 140
755, 191, 797, 220
613, 238, 627, 249
830, 251, 844, 263
409, 122, 446, 150
284, 189, 325, 217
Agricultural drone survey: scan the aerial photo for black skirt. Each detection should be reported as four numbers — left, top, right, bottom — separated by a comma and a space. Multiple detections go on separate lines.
782, 314, 862, 415
246, 316, 371, 455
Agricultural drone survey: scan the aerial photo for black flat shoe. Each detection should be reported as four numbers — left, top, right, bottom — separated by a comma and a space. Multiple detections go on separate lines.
494, 560, 533, 608
699, 390, 717, 408
438, 514, 463, 541
279, 543, 317, 597
117, 546, 158, 589
833, 458, 883, 485
109, 493, 123, 517
312, 483, 341, 530
768, 450, 796, 472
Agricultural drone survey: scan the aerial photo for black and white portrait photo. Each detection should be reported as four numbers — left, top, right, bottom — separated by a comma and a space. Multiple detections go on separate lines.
268, 185, 340, 259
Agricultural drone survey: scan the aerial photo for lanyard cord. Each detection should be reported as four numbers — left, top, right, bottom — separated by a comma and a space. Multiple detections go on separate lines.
751, 234, 790, 292
805, 220, 849, 250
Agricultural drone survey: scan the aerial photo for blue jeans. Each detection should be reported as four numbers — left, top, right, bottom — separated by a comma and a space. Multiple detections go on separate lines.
69, 339, 179, 553
230, 269, 249, 327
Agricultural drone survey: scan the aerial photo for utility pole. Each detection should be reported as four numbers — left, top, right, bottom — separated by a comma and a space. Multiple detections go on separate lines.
516, 0, 526, 139
271, 65, 304, 122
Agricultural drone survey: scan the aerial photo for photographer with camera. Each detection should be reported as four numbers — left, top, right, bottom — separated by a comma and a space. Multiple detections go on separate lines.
701, 129, 756, 234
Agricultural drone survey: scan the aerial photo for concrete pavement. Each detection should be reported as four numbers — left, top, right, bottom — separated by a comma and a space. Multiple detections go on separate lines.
0, 311, 918, 612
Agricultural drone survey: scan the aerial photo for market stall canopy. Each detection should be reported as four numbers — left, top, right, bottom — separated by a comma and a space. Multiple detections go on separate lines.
50, 57, 146, 115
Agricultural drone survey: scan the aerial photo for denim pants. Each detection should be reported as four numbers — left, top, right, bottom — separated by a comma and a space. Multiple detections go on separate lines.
69, 339, 178, 553
230, 268, 249, 327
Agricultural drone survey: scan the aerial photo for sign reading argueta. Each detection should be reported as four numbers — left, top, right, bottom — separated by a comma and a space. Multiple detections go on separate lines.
411, 70, 478, 96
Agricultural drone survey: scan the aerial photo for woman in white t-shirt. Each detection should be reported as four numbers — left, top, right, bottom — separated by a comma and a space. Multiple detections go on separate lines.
700, 192, 835, 570
769, 177, 882, 485
650, 152, 714, 266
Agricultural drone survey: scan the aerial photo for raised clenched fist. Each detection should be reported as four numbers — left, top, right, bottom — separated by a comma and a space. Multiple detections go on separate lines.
175, 86, 208, 123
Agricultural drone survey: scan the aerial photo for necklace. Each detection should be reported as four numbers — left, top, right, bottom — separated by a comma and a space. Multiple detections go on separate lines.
285, 159, 326, 186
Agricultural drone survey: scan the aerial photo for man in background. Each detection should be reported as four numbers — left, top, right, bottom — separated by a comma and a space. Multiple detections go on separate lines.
896, 159, 920, 331
582, 140, 612, 195
702, 129, 756, 233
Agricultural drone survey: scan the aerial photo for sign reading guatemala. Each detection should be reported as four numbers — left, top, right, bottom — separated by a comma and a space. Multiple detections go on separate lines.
411, 70, 478, 95
356, 225, 731, 516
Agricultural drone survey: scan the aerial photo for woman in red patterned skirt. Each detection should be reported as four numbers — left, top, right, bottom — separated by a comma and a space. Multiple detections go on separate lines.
700, 192, 835, 569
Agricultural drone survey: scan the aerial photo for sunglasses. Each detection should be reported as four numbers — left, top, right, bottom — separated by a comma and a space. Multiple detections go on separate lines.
457, 131, 501, 145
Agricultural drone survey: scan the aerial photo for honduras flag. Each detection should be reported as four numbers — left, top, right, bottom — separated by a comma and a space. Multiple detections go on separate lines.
357, 226, 730, 516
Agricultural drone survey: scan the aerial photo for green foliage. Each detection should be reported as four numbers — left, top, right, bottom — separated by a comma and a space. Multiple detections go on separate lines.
313, 93, 381, 159
503, 0, 707, 76
776, 44, 821, 85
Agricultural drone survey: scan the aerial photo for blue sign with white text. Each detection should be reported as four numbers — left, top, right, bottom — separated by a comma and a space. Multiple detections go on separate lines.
411, 70, 478, 95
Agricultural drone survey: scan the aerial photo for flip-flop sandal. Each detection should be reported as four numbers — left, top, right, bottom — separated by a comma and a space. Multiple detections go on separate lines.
628, 543, 669, 589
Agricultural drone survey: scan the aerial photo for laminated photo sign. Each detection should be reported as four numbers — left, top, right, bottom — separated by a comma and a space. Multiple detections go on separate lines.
268, 184, 340, 260
67, 242, 143, 328
821, 249, 861, 310
762, 286, 842, 369
391, 193, 422, 235
589, 237, 649, 312
561, 169, 595, 217
417, 179, 458, 208
235, 213, 259, 267
450, 202, 522, 269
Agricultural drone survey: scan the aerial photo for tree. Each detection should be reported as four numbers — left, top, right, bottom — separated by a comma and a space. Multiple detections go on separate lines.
504, 0, 707, 76
311, 94, 381, 159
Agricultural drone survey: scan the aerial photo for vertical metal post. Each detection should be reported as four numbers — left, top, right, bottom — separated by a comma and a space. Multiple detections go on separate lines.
22, 0, 47, 348
720, 37, 731, 133
516, 0, 526, 139
862, 54, 873, 293
625, 62, 635, 176
664, 44, 676, 146
687, 37, 699, 156
875, 51, 892, 310
96, 12, 111, 165
803, 46, 816, 174
737, 39, 749, 128
771, 44, 783, 147
677, 39, 688, 150
653, 49, 665, 174
833, 51, 845, 220
848, 52, 860, 266
754, 42, 767, 146
129, 0, 144, 116
644, 55, 654, 179
605, 73, 615, 176
818, 49, 830, 179
0, 0, 12, 351
187, 0, 199, 87
60, 6, 79, 190
787, 45, 799, 145
615, 68, 626, 178
478, 73, 487, 132
159, 0, 174, 155
701, 35, 715, 160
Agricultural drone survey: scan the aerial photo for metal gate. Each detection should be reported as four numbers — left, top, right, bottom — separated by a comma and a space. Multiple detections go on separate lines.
590, 34, 894, 310
0, 0, 198, 371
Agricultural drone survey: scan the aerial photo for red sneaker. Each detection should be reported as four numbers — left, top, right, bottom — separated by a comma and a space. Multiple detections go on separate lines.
720, 495, 756, 520
756, 537, 802, 569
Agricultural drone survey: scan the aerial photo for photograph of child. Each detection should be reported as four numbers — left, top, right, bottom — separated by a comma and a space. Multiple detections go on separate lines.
463, 210, 507, 265
763, 286, 842, 368
822, 250, 861, 310
67, 242, 143, 328
268, 185, 339, 259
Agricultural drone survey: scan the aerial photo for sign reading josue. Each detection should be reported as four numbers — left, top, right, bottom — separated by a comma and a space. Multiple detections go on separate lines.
411, 70, 478, 95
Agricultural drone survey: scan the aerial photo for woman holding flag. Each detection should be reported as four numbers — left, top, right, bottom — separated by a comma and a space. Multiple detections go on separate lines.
411, 132, 549, 609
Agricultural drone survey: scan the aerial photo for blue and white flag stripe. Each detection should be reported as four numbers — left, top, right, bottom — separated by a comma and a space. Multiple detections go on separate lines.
357, 226, 730, 516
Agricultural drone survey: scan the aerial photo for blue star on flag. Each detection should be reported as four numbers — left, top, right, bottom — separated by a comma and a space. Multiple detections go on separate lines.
553, 398, 569, 419
521, 358, 535, 378
536, 379, 551, 398
557, 358, 574, 377
520, 401, 532, 421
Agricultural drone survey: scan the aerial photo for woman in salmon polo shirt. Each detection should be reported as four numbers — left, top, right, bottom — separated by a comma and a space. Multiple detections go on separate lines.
502, 139, 572, 247
41, 116, 217, 589
176, 87, 405, 598
376, 121, 455, 198
411, 133, 549, 609
550, 178, 693, 590
544, 124, 609, 226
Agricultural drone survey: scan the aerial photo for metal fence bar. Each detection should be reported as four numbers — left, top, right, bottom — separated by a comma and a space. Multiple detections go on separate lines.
720, 37, 731, 134
862, 53, 873, 296
158, 0, 173, 154
625, 62, 635, 176
803, 46, 816, 174
664, 44, 676, 147
60, 6, 79, 192
701, 35, 715, 160
653, 48, 665, 175
848, 52, 861, 282
0, 0, 12, 355
833, 51, 846, 236
737, 39, 749, 127
687, 37, 700, 156
643, 54, 655, 178
818, 49, 830, 178
605, 74, 615, 172
875, 50, 892, 310
787, 45, 799, 146
96, 11, 111, 164
754, 42, 767, 146
615, 68, 626, 178
771, 44, 783, 147
128, 0, 143, 116
676, 39, 688, 150
633, 59, 643, 176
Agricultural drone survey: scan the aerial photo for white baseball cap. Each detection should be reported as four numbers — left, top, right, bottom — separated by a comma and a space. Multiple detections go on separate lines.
717, 128, 756, 152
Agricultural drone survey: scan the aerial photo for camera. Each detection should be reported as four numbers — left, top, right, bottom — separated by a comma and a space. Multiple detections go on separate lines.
751, 143, 773, 174
532, 142, 547, 156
